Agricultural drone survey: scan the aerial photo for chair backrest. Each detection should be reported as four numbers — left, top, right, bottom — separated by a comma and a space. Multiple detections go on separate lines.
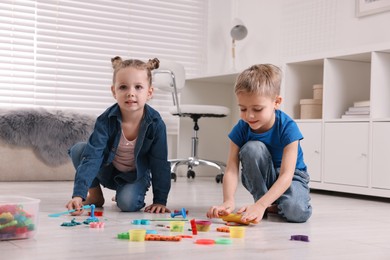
153, 60, 186, 114
153, 60, 185, 92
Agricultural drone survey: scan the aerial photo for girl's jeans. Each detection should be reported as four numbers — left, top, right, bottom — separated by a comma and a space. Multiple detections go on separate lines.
69, 142, 150, 212
239, 141, 312, 223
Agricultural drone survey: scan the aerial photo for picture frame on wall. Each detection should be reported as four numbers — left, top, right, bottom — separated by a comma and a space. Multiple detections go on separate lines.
356, 0, 390, 17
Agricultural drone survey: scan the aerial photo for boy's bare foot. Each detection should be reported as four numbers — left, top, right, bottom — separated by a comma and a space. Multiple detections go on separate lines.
83, 186, 105, 207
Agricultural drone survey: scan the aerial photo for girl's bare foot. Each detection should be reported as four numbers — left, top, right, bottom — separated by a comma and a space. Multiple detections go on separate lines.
83, 186, 105, 207
266, 204, 279, 214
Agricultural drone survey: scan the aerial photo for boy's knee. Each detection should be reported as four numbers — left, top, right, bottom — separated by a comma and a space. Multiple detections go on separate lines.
240, 141, 268, 159
279, 200, 312, 223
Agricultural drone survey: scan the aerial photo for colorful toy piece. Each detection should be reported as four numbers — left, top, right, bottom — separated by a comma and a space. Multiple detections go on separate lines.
48, 205, 92, 217
89, 222, 105, 228
83, 204, 99, 224
216, 226, 230, 233
220, 213, 256, 225
61, 218, 82, 227
0, 203, 36, 240
145, 234, 182, 241
131, 219, 150, 225
170, 208, 187, 219
290, 235, 309, 242
190, 219, 197, 235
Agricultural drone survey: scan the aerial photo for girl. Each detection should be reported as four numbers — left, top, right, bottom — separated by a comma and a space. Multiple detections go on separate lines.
66, 56, 171, 214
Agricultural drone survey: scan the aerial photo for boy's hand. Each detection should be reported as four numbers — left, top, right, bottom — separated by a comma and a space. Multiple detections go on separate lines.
144, 203, 170, 213
65, 197, 84, 216
237, 203, 266, 224
206, 204, 234, 219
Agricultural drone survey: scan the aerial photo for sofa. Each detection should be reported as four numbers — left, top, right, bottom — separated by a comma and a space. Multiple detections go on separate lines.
0, 108, 95, 181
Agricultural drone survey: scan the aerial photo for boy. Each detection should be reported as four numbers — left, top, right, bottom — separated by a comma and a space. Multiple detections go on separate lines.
207, 64, 312, 223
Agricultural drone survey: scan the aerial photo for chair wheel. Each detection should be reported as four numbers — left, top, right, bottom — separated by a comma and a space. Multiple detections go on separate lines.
187, 170, 195, 179
215, 174, 223, 183
171, 172, 177, 182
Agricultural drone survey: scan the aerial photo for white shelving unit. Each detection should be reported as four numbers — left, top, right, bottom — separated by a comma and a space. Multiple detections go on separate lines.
284, 46, 390, 198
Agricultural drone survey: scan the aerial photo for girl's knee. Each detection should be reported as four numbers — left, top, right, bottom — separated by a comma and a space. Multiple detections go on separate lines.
279, 200, 312, 223
116, 190, 145, 212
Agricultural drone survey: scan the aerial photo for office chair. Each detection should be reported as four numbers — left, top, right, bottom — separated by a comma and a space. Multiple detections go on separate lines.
153, 60, 230, 183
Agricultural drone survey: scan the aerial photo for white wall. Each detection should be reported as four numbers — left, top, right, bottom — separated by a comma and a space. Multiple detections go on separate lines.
174, 0, 390, 177
207, 0, 390, 73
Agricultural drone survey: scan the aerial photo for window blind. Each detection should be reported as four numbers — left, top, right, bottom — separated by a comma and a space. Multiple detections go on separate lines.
0, 0, 207, 135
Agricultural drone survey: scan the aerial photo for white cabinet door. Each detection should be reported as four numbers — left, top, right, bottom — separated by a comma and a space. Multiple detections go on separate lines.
323, 123, 369, 187
298, 122, 322, 182
372, 122, 390, 189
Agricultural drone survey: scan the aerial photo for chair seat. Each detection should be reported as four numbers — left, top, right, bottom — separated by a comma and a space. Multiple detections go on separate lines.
170, 105, 230, 118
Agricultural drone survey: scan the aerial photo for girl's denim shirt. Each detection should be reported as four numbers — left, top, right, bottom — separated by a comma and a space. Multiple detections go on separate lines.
72, 103, 171, 206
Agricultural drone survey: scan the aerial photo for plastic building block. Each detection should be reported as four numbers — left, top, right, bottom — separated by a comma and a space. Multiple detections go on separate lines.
190, 219, 197, 235
88, 211, 103, 217
290, 235, 309, 242
117, 232, 130, 239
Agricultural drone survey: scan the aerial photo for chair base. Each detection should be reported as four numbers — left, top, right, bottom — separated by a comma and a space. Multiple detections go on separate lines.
169, 157, 225, 183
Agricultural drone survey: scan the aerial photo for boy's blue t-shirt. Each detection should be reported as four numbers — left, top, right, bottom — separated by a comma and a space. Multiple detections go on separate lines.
229, 109, 307, 171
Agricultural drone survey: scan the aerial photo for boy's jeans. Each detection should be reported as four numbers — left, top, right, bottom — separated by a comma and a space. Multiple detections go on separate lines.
239, 141, 312, 223
69, 142, 150, 212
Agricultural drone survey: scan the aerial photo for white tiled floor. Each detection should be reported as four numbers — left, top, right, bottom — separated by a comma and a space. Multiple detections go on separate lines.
1, 177, 390, 260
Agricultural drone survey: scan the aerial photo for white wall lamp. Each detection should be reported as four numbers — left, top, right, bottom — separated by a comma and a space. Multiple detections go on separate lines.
230, 18, 248, 70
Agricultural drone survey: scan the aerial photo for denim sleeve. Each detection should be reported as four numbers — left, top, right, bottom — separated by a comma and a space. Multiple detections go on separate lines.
72, 115, 111, 200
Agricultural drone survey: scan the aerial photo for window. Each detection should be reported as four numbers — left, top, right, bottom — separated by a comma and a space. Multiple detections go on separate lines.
0, 0, 208, 135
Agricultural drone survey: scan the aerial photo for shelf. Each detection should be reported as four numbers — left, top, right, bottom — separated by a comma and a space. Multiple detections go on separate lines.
187, 72, 239, 84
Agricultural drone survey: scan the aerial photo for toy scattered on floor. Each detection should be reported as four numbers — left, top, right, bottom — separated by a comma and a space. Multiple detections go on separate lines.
195, 220, 212, 232
83, 204, 99, 224
89, 222, 105, 228
117, 232, 130, 239
216, 226, 230, 233
131, 219, 150, 225
170, 208, 187, 219
290, 235, 309, 242
48, 205, 92, 217
229, 226, 246, 238
195, 239, 215, 245
214, 238, 233, 245
145, 234, 182, 241
169, 221, 185, 232
0, 204, 36, 240
190, 219, 197, 235
61, 218, 82, 227
149, 218, 188, 222
173, 209, 189, 215
220, 213, 257, 225
88, 211, 103, 217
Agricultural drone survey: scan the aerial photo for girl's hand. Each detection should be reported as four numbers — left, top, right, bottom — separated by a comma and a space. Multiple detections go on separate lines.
206, 204, 234, 219
144, 203, 170, 213
65, 197, 84, 216
236, 203, 266, 224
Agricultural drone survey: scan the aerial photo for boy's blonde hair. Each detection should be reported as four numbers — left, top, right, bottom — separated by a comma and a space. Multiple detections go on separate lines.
111, 56, 160, 85
234, 64, 282, 98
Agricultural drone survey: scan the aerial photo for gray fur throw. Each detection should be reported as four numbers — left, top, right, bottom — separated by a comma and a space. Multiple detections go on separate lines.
0, 108, 95, 167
